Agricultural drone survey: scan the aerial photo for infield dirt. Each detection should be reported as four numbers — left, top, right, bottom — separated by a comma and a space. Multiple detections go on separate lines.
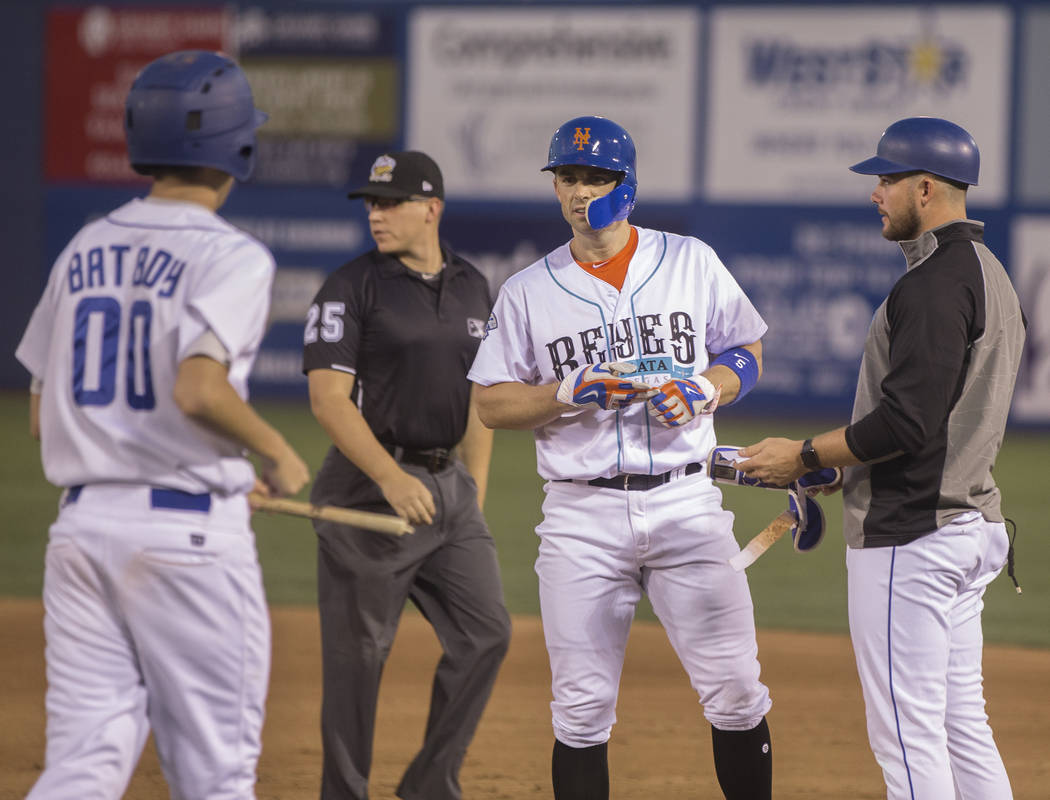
2, 599, 1046, 799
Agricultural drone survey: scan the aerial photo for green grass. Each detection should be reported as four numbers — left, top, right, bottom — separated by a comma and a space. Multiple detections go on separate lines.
2, 391, 1046, 647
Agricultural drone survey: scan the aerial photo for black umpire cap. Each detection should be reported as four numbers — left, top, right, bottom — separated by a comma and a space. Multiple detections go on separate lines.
347, 151, 444, 200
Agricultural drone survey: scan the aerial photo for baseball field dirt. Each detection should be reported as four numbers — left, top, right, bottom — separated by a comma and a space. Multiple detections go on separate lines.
2, 598, 1046, 799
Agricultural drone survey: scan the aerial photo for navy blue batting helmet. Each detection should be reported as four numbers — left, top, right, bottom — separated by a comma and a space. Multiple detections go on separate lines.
849, 117, 979, 186
542, 115, 637, 228
125, 50, 268, 182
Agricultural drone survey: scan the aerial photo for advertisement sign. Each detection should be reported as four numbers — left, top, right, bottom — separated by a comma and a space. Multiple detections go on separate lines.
44, 6, 229, 182
1016, 7, 1050, 204
1010, 216, 1050, 422
236, 8, 400, 187
704, 5, 1011, 205
692, 207, 904, 414
224, 195, 370, 392
406, 7, 700, 200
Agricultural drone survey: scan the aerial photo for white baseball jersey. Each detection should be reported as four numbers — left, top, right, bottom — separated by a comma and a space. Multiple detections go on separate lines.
468, 226, 767, 480
16, 197, 274, 495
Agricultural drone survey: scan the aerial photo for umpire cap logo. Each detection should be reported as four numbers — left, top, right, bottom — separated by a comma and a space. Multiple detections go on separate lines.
368, 155, 396, 183
573, 127, 591, 151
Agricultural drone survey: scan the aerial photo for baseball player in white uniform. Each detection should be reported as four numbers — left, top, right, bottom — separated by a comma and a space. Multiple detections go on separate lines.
468, 116, 774, 799
738, 117, 1022, 799
15, 50, 309, 799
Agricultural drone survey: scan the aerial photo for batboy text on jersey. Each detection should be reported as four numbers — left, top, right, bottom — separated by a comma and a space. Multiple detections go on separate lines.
66, 244, 187, 299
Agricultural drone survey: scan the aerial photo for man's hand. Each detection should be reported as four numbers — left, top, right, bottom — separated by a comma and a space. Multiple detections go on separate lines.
260, 444, 310, 498
378, 470, 436, 526
556, 361, 655, 410
647, 376, 720, 427
736, 438, 808, 487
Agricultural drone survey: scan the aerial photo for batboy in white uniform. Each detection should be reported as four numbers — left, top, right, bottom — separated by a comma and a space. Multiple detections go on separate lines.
469, 116, 774, 800
15, 50, 308, 800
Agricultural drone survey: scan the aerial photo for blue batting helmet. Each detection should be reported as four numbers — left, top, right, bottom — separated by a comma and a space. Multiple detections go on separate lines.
542, 115, 637, 229
125, 50, 268, 182
849, 117, 979, 186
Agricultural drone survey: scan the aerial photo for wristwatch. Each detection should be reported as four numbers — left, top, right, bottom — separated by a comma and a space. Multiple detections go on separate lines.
800, 438, 821, 470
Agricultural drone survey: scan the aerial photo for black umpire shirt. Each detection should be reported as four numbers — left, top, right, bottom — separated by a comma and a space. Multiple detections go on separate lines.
302, 246, 492, 486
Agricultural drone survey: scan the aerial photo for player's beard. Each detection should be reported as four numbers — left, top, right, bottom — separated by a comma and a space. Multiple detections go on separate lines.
881, 199, 922, 242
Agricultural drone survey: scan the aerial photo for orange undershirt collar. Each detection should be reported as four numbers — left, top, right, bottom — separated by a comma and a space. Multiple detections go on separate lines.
572, 227, 638, 291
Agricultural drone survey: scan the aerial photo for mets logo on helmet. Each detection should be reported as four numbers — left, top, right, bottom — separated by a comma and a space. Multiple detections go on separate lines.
573, 127, 591, 151
369, 155, 396, 183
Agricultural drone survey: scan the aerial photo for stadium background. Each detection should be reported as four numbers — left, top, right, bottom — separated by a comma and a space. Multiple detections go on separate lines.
4, 0, 1050, 422
1, 2, 1048, 798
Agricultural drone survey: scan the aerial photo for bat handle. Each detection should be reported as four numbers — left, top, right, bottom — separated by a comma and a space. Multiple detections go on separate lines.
729, 510, 796, 572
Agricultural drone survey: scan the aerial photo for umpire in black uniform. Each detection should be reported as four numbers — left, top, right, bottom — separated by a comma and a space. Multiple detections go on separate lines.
302, 151, 511, 800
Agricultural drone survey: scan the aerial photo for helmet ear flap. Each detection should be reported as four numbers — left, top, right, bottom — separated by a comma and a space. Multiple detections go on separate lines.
586, 183, 636, 230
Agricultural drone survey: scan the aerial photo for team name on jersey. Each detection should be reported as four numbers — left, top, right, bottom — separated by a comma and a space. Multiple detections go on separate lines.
545, 311, 697, 380
67, 244, 186, 299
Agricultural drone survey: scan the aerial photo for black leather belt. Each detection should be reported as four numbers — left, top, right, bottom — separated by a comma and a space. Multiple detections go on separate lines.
558, 462, 704, 491
386, 445, 453, 473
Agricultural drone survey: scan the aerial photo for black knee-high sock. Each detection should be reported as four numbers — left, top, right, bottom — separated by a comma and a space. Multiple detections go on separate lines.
711, 717, 772, 800
552, 739, 609, 800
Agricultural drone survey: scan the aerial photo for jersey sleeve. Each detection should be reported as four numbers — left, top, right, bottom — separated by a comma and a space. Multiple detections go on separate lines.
15, 288, 56, 382
179, 237, 275, 362
701, 244, 768, 353
846, 271, 976, 460
467, 279, 541, 386
15, 241, 75, 380
301, 266, 364, 375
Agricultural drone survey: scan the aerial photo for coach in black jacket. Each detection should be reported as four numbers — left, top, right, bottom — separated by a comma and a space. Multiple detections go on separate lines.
737, 117, 1024, 800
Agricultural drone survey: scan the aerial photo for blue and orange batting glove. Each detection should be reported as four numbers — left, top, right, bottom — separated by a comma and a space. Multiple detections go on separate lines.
556, 361, 655, 411
647, 376, 720, 427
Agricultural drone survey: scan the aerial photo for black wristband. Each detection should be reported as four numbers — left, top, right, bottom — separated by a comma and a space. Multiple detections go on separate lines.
800, 438, 821, 470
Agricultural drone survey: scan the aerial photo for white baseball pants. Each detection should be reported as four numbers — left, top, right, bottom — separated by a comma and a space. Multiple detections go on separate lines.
26, 485, 270, 800
847, 511, 1013, 800
536, 473, 771, 747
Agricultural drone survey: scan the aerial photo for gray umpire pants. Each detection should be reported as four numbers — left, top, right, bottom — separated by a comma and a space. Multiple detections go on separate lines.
312, 459, 511, 800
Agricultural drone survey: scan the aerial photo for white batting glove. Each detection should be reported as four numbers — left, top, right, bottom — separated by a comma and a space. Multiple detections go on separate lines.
647, 375, 719, 427
556, 361, 655, 410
